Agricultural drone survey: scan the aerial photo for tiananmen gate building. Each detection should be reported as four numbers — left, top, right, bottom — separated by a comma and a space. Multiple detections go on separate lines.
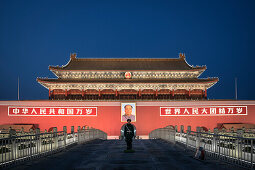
0, 53, 254, 138
37, 53, 218, 100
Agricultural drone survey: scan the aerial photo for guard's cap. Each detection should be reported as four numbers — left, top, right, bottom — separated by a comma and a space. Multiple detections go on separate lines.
127, 119, 131, 122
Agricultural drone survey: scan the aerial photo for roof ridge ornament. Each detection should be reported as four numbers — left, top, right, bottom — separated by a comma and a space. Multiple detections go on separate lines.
70, 53, 77, 60
179, 53, 185, 59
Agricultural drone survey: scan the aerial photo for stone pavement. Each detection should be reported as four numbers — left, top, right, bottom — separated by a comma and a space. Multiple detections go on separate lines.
6, 139, 244, 170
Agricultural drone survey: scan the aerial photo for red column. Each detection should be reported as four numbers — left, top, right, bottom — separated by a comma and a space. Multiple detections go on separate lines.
99, 89, 101, 97
52, 90, 54, 100
189, 89, 190, 97
156, 89, 158, 97
82, 89, 84, 97
65, 89, 67, 97
139, 89, 141, 97
115, 89, 118, 97
205, 89, 207, 98
49, 89, 51, 99
172, 89, 175, 96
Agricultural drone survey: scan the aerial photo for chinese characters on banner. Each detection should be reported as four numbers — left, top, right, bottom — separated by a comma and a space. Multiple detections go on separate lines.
160, 106, 247, 116
8, 107, 97, 116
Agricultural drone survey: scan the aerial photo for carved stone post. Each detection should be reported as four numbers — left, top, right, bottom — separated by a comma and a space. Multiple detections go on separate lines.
235, 129, 244, 159
71, 126, 74, 134
78, 126, 81, 144
173, 125, 178, 143
213, 128, 218, 153
53, 127, 58, 150
70, 126, 74, 143
9, 128, 17, 160
171, 126, 177, 144
63, 126, 67, 148
21, 127, 24, 135
231, 127, 235, 133
180, 125, 184, 142
36, 128, 41, 153
196, 127, 201, 149
186, 126, 191, 148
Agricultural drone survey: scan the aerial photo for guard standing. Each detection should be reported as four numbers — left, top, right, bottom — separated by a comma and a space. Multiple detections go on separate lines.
124, 119, 135, 151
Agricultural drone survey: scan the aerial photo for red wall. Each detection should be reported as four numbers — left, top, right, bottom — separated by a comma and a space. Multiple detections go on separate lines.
0, 100, 254, 136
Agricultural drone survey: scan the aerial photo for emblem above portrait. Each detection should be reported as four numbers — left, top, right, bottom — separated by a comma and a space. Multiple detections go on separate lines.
124, 72, 132, 79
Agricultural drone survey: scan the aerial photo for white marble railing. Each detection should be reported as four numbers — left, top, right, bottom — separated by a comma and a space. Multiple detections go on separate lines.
149, 127, 255, 169
0, 128, 107, 168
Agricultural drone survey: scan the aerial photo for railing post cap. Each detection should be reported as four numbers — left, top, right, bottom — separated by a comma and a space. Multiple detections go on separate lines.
63, 126, 67, 132
53, 127, 57, 132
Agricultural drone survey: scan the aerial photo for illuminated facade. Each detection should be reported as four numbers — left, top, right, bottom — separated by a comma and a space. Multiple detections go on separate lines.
37, 53, 218, 100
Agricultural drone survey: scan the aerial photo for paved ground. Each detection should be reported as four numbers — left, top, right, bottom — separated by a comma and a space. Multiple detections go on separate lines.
6, 139, 244, 170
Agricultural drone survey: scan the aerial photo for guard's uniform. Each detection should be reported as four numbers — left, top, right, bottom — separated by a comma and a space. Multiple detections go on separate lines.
124, 123, 135, 150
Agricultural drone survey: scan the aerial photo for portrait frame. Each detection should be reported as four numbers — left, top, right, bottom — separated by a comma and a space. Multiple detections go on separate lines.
121, 103, 136, 122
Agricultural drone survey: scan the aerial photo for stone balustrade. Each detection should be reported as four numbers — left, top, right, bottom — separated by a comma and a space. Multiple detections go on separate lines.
149, 125, 255, 169
0, 126, 107, 168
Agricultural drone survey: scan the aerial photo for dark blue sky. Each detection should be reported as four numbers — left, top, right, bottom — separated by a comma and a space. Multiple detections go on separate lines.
1, 0, 255, 100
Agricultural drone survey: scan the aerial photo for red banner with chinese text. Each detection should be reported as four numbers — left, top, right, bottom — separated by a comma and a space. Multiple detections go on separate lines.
160, 106, 247, 116
8, 107, 97, 116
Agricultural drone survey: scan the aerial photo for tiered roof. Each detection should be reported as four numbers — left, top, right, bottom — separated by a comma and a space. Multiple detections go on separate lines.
49, 58, 206, 71
37, 53, 218, 91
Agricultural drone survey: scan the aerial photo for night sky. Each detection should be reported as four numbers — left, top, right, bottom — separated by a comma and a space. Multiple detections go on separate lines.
1, 0, 255, 100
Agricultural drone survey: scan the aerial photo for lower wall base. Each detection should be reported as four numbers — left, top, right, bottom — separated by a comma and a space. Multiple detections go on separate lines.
0, 100, 254, 136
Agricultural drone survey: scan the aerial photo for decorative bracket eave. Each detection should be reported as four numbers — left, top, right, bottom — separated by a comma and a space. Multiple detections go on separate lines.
38, 81, 218, 91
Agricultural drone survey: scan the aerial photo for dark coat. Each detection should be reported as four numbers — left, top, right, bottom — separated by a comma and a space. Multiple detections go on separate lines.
124, 123, 135, 139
